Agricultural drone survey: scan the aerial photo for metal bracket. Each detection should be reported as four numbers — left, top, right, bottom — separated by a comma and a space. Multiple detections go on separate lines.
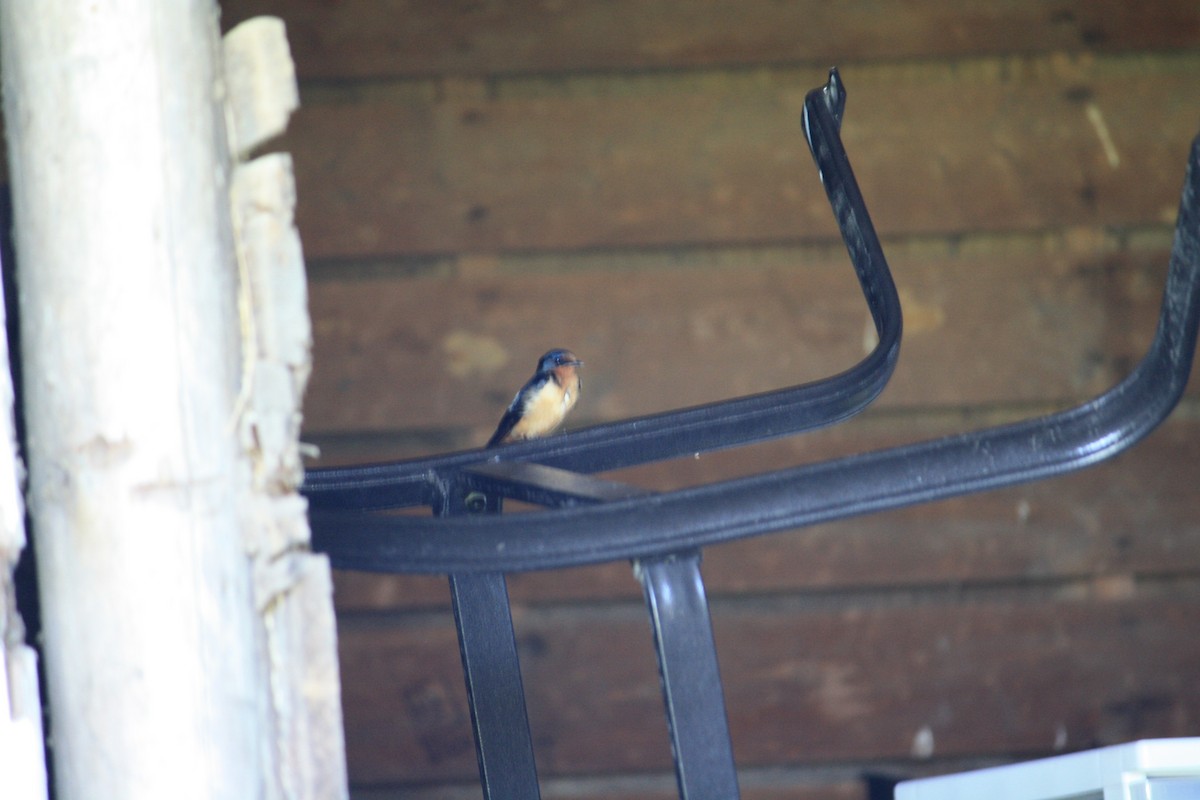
301, 69, 1200, 800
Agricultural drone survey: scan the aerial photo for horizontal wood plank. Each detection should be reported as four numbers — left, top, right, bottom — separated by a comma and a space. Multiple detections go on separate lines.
305, 244, 1176, 434
283, 54, 1200, 258
220, 0, 1200, 79
230, 7, 1200, 798
337, 586, 1200, 784
326, 415, 1200, 610
352, 773, 868, 800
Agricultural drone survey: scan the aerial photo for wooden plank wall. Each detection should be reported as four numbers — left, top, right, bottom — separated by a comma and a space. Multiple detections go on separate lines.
220, 3, 1200, 798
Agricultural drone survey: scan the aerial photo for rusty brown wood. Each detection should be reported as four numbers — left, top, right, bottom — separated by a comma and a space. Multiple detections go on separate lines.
304, 246, 1178, 434
337, 588, 1200, 783
221, 0, 1200, 79
282, 55, 1200, 259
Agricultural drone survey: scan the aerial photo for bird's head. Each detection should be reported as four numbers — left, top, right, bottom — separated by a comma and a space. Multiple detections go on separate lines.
538, 348, 583, 374
538, 349, 584, 387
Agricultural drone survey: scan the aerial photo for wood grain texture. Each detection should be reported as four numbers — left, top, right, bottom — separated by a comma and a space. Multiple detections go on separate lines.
208, 5, 1200, 797
283, 54, 1200, 259
305, 245, 1177, 434
337, 587, 1200, 784
351, 773, 868, 800
220, 0, 1200, 79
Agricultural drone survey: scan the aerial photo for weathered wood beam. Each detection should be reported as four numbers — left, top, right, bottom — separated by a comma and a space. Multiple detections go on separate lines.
0, 4, 346, 798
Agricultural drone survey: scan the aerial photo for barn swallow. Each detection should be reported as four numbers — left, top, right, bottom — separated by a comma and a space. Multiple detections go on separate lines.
487, 349, 583, 447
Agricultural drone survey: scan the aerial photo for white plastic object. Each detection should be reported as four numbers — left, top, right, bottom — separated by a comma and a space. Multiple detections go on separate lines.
896, 738, 1200, 800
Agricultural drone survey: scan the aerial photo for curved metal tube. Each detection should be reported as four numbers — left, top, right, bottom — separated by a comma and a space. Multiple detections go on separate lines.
312, 131, 1200, 574
302, 69, 903, 511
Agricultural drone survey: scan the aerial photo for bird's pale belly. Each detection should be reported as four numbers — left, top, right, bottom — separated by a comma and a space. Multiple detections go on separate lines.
511, 383, 576, 440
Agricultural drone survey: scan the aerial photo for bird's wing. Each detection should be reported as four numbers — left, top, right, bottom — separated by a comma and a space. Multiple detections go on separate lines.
486, 401, 524, 447
486, 379, 538, 448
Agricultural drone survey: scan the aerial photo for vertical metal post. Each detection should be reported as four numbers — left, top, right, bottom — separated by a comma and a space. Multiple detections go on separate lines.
442, 487, 541, 799
637, 550, 740, 800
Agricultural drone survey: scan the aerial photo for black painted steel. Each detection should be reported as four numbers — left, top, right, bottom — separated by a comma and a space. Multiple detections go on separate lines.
463, 462, 650, 506
638, 552, 741, 800
302, 69, 902, 512
449, 570, 542, 800
459, 465, 742, 799
302, 69, 1200, 800
441, 485, 542, 800
306, 76, 1200, 576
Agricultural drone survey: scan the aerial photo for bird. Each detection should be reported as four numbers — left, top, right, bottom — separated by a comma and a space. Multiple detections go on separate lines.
487, 348, 583, 447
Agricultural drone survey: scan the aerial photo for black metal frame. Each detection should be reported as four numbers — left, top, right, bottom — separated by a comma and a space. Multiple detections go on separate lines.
304, 70, 1200, 800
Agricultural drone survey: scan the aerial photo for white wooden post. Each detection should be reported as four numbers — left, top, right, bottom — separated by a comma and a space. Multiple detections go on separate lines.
0, 251, 47, 799
0, 3, 346, 798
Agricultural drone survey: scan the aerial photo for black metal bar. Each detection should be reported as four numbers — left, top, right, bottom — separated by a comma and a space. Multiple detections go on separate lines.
463, 462, 649, 507
638, 551, 741, 800
459, 463, 742, 800
297, 67, 1200, 800
441, 488, 541, 800
310, 129, 1200, 574
449, 572, 541, 800
302, 68, 902, 512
